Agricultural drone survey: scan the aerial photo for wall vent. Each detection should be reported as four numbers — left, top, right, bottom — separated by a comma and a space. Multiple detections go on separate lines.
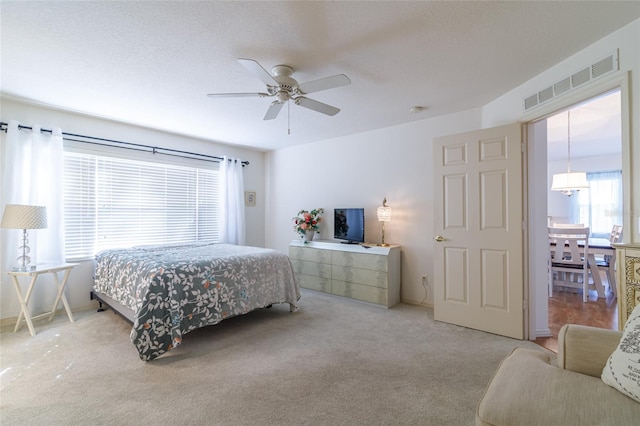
553, 77, 571, 95
538, 86, 554, 103
522, 49, 618, 111
524, 94, 538, 110
571, 67, 590, 87
592, 55, 614, 78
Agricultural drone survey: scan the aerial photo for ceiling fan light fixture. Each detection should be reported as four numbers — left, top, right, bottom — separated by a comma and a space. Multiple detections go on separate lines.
276, 91, 290, 103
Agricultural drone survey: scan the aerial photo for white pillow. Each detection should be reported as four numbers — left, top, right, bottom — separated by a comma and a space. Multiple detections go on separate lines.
601, 303, 640, 402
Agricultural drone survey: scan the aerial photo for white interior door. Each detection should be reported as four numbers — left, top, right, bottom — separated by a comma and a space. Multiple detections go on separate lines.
433, 123, 524, 339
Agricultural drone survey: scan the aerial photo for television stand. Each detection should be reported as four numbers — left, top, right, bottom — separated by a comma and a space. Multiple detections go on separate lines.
340, 240, 360, 244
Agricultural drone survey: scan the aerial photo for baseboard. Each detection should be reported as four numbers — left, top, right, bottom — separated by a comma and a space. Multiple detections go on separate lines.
536, 327, 552, 338
401, 298, 433, 309
0, 303, 99, 328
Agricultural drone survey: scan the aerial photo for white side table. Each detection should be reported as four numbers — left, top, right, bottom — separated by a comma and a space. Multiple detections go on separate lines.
8, 263, 78, 336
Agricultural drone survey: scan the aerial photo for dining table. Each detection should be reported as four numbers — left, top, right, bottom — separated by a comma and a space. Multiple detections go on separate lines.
549, 237, 616, 298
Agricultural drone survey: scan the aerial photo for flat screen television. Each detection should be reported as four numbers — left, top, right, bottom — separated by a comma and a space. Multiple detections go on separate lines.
334, 208, 365, 244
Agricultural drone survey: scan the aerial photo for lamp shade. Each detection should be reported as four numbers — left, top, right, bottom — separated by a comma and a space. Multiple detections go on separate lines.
1, 204, 48, 229
550, 172, 589, 194
377, 198, 392, 222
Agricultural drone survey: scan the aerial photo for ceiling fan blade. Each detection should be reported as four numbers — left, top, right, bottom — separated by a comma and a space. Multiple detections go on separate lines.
295, 97, 340, 116
207, 92, 271, 98
297, 74, 351, 95
238, 58, 278, 86
264, 102, 285, 120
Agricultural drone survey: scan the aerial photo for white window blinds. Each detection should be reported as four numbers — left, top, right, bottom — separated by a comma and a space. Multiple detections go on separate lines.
64, 151, 221, 260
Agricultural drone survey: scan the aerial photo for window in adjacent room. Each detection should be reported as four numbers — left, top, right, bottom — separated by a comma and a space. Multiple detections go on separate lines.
64, 150, 221, 260
573, 170, 623, 239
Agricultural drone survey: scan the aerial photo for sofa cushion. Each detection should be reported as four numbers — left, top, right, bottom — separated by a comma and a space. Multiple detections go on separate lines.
602, 304, 640, 403
476, 348, 640, 426
558, 324, 623, 376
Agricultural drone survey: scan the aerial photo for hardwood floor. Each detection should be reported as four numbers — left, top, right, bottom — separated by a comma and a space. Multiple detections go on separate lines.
534, 289, 618, 353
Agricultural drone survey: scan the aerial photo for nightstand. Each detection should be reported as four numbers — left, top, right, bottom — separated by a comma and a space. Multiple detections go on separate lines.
8, 263, 78, 336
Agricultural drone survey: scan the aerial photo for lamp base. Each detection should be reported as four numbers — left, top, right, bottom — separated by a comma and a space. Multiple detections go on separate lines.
12, 265, 37, 272
377, 243, 389, 247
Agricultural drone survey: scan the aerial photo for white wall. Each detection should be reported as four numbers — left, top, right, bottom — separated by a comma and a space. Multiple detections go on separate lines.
265, 18, 639, 335
265, 108, 481, 306
0, 98, 266, 320
483, 18, 639, 240
482, 18, 639, 338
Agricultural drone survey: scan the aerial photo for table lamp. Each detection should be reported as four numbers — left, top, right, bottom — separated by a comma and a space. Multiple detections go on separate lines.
1, 204, 48, 271
377, 198, 392, 247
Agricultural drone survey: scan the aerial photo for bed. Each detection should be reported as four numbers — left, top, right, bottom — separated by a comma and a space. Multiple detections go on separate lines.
92, 242, 300, 361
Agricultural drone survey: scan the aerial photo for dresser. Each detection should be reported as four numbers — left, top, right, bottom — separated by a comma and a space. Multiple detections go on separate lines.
289, 240, 401, 307
614, 243, 640, 330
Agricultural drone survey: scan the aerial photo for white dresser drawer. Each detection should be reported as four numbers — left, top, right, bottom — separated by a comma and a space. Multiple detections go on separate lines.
298, 274, 332, 293
332, 280, 388, 305
332, 251, 388, 272
332, 265, 388, 289
289, 246, 331, 263
291, 259, 331, 278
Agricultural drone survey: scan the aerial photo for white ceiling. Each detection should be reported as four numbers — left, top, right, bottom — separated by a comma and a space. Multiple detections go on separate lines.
1, 1, 638, 152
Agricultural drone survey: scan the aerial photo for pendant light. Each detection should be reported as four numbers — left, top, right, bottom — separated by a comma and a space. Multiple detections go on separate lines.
551, 110, 589, 196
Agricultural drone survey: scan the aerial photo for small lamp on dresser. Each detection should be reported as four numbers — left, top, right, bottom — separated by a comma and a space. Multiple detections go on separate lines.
1, 204, 48, 271
377, 198, 392, 247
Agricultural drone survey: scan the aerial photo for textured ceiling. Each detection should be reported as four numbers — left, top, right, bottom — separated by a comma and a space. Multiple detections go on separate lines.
1, 1, 638, 151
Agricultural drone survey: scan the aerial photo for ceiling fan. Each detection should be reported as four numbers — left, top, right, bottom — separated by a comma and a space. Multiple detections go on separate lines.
207, 58, 351, 120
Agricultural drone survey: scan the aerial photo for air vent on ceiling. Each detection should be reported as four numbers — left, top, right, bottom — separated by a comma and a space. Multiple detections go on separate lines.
523, 50, 618, 111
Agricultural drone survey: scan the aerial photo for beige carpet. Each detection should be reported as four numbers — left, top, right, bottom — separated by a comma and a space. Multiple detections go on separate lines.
1, 289, 547, 425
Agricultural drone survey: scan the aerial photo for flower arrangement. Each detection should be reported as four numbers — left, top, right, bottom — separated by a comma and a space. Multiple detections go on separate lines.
292, 208, 324, 236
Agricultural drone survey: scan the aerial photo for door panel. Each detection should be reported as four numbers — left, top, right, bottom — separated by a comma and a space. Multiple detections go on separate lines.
444, 247, 468, 303
434, 123, 523, 339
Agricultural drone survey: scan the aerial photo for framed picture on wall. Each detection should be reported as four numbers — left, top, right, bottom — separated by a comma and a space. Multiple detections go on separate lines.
245, 191, 256, 207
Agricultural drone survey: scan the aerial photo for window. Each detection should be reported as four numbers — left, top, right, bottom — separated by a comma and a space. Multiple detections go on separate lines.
573, 170, 623, 239
64, 151, 221, 260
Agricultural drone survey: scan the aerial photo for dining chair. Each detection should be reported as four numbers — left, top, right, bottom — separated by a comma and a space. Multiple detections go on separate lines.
548, 226, 592, 302
608, 224, 623, 244
595, 225, 623, 297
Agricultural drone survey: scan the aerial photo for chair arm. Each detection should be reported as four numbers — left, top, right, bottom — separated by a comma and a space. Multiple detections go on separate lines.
557, 324, 622, 377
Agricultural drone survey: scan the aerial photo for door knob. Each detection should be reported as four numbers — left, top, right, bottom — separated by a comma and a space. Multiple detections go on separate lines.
434, 235, 445, 242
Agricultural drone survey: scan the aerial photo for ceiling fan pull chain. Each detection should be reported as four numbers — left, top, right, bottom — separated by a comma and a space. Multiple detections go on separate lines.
288, 101, 291, 135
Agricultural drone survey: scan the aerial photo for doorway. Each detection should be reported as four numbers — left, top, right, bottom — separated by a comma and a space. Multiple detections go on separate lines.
529, 88, 623, 352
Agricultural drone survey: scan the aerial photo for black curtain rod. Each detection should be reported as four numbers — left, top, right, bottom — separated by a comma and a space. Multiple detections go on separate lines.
0, 121, 249, 166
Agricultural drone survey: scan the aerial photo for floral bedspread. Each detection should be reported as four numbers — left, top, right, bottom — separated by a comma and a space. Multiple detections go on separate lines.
94, 243, 300, 361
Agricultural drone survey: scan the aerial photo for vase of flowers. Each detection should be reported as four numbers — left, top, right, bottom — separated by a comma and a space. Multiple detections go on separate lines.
292, 208, 324, 243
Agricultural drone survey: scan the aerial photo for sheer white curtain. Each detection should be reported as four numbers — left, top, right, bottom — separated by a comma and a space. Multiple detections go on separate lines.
1, 120, 65, 270
219, 156, 245, 245
572, 170, 623, 238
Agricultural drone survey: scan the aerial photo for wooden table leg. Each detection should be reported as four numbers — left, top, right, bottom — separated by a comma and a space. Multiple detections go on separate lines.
608, 253, 617, 297
48, 267, 74, 323
588, 254, 606, 298
11, 274, 38, 336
